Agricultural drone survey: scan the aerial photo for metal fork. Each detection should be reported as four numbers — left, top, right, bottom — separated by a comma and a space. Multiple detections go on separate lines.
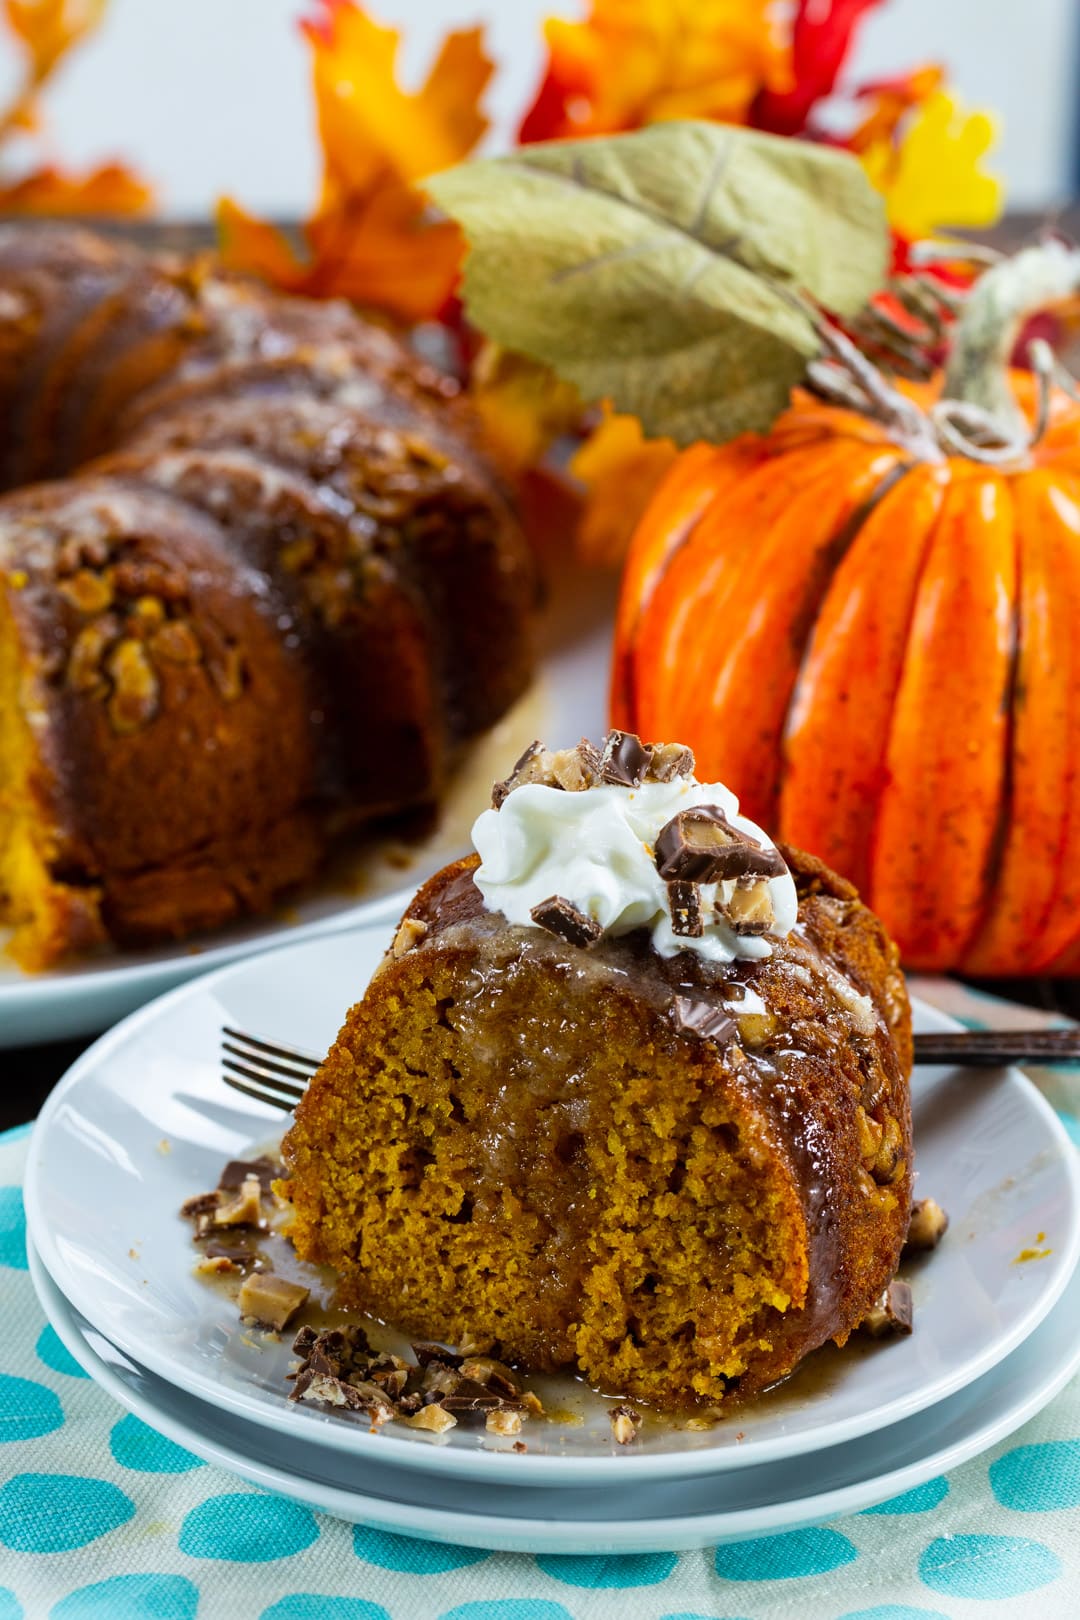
221, 1022, 1080, 1115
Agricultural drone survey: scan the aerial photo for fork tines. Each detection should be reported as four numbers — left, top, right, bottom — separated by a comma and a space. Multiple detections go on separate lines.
221, 1025, 321, 1113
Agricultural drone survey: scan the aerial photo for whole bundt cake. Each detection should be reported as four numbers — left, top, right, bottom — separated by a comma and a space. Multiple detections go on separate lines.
281, 733, 913, 1410
0, 224, 535, 968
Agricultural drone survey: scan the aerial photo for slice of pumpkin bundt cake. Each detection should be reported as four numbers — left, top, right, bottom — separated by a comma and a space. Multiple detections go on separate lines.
280, 733, 913, 1409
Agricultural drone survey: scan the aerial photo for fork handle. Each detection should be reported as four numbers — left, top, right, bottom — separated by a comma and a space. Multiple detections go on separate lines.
914, 1028, 1080, 1066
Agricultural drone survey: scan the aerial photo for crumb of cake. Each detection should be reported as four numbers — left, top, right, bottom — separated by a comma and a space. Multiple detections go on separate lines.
513, 1440, 528, 1453
392, 917, 428, 958
521, 1391, 545, 1418
157, 1138, 172, 1155
609, 1404, 642, 1445
406, 1403, 457, 1434
237, 1272, 310, 1331
127, 1247, 138, 1260
860, 1280, 913, 1337
904, 1197, 949, 1254
486, 1408, 524, 1436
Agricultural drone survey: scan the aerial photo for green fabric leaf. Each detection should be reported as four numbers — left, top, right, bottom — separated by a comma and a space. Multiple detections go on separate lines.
429, 120, 888, 447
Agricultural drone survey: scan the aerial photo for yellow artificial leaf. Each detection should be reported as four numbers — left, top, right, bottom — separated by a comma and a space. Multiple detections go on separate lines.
863, 89, 1002, 239
470, 344, 583, 469
570, 408, 679, 568
520, 0, 789, 141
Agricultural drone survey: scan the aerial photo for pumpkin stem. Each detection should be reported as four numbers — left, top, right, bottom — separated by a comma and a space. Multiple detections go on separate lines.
943, 235, 1080, 437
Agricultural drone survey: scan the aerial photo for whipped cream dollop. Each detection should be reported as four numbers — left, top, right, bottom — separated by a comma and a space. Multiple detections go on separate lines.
472, 771, 797, 964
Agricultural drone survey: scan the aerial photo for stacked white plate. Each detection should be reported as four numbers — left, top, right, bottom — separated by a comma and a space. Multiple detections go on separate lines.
24, 926, 1080, 1554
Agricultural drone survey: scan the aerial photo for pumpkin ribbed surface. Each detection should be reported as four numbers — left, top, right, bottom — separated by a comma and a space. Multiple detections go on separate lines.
612, 377, 1080, 974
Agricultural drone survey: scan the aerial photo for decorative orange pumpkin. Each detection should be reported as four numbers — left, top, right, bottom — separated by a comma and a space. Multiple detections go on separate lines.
612, 251, 1080, 974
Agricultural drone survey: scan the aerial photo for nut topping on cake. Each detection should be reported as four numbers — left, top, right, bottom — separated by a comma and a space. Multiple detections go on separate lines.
491, 731, 697, 807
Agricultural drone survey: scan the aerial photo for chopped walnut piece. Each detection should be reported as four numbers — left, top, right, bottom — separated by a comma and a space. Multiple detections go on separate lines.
405, 1403, 458, 1434
905, 1197, 949, 1253
861, 1280, 913, 1338
237, 1271, 310, 1331
214, 1175, 264, 1228
486, 1408, 524, 1437
106, 638, 160, 734
392, 917, 428, 958
722, 880, 776, 936
367, 1354, 410, 1398
68, 614, 120, 695
609, 1404, 642, 1445
57, 568, 114, 615
150, 619, 202, 664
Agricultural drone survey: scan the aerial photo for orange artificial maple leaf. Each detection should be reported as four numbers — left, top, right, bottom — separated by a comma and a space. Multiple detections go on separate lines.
0, 0, 151, 214
220, 1, 493, 324
4, 0, 105, 87
0, 160, 150, 214
519, 0, 789, 143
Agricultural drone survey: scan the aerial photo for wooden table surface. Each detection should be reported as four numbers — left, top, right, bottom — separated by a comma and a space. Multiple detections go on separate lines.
4, 212, 1079, 1129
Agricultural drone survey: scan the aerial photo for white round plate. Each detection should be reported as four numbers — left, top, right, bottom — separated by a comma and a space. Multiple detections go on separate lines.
0, 558, 616, 1045
25, 925, 1080, 1485
30, 1239, 1080, 1554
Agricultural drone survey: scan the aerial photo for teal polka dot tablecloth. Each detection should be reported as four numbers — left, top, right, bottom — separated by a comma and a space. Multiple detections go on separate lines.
5, 979, 1080, 1619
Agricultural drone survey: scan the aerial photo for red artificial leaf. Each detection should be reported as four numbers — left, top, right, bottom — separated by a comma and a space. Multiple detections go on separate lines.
752, 0, 884, 136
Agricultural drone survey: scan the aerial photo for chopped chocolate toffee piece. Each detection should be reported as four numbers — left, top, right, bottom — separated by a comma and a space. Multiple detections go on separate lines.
238, 1271, 310, 1331
214, 1175, 266, 1230
201, 1238, 261, 1274
530, 895, 602, 948
411, 1341, 462, 1368
180, 1191, 220, 1221
491, 739, 545, 807
368, 1354, 410, 1397
486, 1407, 524, 1437
194, 1254, 241, 1277
600, 729, 652, 787
218, 1156, 278, 1193
655, 807, 785, 884
672, 995, 737, 1046
647, 742, 695, 783
441, 1378, 506, 1414
609, 1404, 642, 1445
668, 880, 703, 938
459, 1356, 521, 1397
405, 1403, 457, 1434
549, 738, 603, 792
861, 1280, 914, 1338
904, 1197, 949, 1254
392, 917, 428, 958
722, 879, 777, 937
